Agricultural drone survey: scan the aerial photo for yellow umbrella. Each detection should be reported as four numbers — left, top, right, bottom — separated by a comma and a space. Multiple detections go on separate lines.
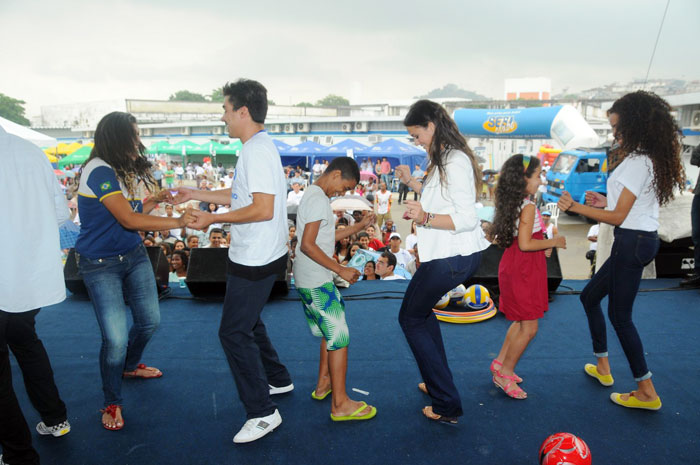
56, 142, 72, 155
65, 142, 83, 154
46, 153, 58, 163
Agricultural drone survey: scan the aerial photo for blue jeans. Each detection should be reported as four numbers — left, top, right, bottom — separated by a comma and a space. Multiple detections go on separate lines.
398, 252, 482, 418
220, 273, 292, 419
691, 194, 700, 273
580, 227, 659, 381
78, 244, 161, 406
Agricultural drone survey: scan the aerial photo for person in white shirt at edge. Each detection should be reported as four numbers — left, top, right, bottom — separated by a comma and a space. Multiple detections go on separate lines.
557, 90, 685, 412
375, 182, 392, 228
172, 79, 293, 444
1, 124, 73, 465
287, 182, 304, 207
386, 233, 413, 273
375, 251, 405, 280
541, 210, 557, 238
394, 100, 490, 424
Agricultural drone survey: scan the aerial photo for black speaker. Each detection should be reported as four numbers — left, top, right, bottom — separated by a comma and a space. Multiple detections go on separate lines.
655, 238, 695, 278
463, 244, 563, 301
186, 248, 290, 300
64, 247, 170, 297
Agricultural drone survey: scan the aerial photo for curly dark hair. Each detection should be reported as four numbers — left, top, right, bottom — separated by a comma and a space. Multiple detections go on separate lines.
608, 91, 685, 205
403, 100, 482, 194
488, 154, 541, 248
83, 112, 157, 198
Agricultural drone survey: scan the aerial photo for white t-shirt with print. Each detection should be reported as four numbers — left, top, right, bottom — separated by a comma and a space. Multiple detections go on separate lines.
376, 190, 391, 214
228, 131, 288, 266
607, 154, 658, 231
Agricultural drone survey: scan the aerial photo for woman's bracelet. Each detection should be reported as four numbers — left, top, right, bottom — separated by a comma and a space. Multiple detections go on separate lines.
418, 212, 435, 228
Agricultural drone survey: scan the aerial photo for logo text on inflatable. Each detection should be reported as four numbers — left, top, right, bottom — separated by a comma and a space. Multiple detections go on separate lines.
483, 116, 518, 134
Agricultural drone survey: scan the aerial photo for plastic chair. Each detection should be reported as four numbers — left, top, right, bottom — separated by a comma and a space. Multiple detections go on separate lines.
543, 203, 560, 228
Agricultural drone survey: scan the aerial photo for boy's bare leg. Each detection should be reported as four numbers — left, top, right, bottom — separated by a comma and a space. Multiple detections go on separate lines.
327, 346, 373, 416
314, 341, 331, 397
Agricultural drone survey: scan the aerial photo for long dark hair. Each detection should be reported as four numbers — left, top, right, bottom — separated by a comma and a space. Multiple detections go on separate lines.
85, 112, 157, 197
403, 100, 481, 193
489, 154, 541, 248
607, 91, 684, 205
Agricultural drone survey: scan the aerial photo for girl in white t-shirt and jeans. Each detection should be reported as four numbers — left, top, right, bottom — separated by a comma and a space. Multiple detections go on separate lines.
558, 91, 685, 411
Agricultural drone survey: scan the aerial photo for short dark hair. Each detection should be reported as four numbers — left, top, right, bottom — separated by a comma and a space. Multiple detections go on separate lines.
325, 157, 360, 183
222, 79, 268, 123
381, 251, 396, 271
209, 228, 224, 238
357, 232, 370, 240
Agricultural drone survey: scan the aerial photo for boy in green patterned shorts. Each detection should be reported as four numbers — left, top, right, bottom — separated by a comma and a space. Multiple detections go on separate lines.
293, 157, 377, 421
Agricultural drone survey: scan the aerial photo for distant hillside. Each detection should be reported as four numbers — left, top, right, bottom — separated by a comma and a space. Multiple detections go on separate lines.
417, 83, 489, 100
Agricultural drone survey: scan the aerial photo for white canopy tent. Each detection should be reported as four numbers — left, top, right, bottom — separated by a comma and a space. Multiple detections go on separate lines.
0, 116, 56, 147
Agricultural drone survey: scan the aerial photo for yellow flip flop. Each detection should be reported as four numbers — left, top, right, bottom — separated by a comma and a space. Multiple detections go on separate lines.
610, 392, 661, 411
330, 402, 377, 421
584, 363, 614, 386
311, 389, 331, 400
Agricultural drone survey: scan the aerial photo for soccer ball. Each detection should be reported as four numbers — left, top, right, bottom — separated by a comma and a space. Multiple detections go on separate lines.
434, 293, 450, 309
461, 284, 490, 310
448, 284, 467, 304
539, 432, 591, 465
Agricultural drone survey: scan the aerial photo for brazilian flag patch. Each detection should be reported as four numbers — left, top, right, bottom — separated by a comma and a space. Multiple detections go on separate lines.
100, 181, 112, 191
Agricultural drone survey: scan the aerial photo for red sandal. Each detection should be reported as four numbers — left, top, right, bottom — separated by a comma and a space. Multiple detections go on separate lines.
490, 359, 522, 383
493, 373, 527, 399
123, 363, 162, 379
100, 404, 124, 431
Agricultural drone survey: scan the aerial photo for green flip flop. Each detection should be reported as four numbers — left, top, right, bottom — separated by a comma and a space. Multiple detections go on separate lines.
311, 389, 332, 400
330, 401, 377, 422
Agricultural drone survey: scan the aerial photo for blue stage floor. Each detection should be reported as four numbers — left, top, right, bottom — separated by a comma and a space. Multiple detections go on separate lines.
9, 279, 700, 465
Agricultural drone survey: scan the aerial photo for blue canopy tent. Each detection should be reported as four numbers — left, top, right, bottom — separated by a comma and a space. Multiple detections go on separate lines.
272, 139, 292, 153
312, 139, 369, 165
354, 138, 427, 169
278, 141, 324, 169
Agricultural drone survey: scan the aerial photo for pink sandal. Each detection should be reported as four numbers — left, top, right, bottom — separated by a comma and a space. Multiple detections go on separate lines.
490, 359, 522, 383
493, 373, 527, 399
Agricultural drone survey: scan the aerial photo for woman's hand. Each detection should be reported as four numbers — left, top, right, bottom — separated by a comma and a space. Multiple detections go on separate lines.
402, 200, 425, 223
178, 207, 196, 227
395, 165, 412, 183
557, 191, 574, 212
585, 191, 607, 208
150, 189, 173, 203
544, 248, 553, 258
338, 266, 361, 284
186, 210, 213, 230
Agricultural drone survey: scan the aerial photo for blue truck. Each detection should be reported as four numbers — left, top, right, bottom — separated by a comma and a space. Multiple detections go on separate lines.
541, 148, 608, 208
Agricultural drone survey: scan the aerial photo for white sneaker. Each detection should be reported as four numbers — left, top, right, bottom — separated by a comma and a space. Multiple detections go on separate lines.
233, 409, 282, 444
269, 383, 294, 395
0, 454, 5, 465
36, 420, 71, 437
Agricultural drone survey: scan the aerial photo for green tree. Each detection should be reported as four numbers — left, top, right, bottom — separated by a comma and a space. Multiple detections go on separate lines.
316, 94, 349, 107
0, 93, 30, 126
417, 83, 488, 100
295, 101, 314, 107
168, 90, 208, 102
208, 86, 224, 101
268, 99, 276, 106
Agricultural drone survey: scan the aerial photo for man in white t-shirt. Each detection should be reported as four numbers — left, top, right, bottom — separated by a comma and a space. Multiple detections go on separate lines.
286, 182, 304, 207
375, 182, 392, 228
163, 204, 182, 238
173, 79, 292, 444
375, 251, 405, 280
312, 160, 323, 180
174, 164, 185, 185
386, 232, 413, 274
223, 170, 234, 188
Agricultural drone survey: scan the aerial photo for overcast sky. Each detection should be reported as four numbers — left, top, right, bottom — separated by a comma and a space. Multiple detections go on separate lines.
2, 0, 698, 118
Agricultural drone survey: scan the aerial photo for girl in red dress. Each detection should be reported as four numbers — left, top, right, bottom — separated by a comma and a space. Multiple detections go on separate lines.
488, 154, 567, 399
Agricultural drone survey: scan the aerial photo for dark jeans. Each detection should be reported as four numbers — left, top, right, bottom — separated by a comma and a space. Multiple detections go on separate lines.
79, 244, 161, 406
398, 252, 482, 418
691, 194, 700, 273
1, 309, 67, 465
580, 227, 659, 381
220, 273, 292, 419
398, 183, 409, 203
